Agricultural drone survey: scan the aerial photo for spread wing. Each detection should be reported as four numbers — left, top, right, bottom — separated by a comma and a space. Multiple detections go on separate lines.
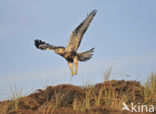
65, 10, 97, 53
34, 39, 59, 50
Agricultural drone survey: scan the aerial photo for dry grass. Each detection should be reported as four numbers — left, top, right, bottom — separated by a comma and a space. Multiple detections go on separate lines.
0, 101, 9, 114
10, 84, 23, 110
144, 72, 156, 105
0, 71, 156, 113
0, 84, 24, 114
71, 70, 156, 113
42, 86, 66, 114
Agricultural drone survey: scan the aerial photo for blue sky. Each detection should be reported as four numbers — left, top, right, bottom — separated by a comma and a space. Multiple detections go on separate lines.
0, 0, 156, 100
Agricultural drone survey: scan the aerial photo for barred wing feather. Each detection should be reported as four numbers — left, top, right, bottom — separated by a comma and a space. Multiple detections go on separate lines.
65, 10, 97, 53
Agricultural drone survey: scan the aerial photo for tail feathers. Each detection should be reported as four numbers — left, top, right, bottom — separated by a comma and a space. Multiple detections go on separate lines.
34, 39, 55, 50
78, 48, 95, 62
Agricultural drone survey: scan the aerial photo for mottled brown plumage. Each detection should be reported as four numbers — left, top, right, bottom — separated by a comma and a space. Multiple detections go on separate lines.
34, 10, 97, 76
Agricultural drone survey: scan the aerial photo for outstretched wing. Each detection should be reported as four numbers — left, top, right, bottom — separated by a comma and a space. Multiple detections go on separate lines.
65, 10, 97, 53
34, 39, 57, 50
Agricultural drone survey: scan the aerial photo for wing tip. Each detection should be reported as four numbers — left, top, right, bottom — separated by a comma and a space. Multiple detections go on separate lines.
92, 9, 97, 14
87, 10, 97, 17
34, 39, 40, 48
34, 39, 46, 50
90, 10, 97, 16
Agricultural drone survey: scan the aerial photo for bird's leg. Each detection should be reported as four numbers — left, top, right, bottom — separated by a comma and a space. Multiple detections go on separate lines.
74, 57, 78, 75
68, 62, 74, 76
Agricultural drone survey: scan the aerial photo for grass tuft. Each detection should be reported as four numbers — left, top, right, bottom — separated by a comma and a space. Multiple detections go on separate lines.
0, 71, 156, 113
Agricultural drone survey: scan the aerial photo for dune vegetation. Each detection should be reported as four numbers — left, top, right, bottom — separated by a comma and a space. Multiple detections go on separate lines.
0, 71, 156, 114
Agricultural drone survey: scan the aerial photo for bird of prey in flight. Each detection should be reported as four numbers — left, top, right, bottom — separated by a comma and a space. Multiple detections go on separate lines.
34, 10, 97, 76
